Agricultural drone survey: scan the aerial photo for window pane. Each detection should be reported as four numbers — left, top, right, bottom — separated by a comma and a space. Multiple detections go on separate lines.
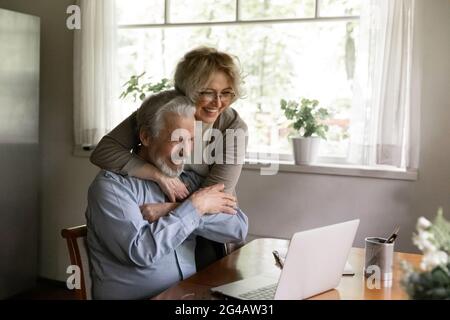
319, 0, 361, 17
116, 0, 164, 25
117, 21, 358, 158
169, 0, 235, 23
240, 0, 315, 20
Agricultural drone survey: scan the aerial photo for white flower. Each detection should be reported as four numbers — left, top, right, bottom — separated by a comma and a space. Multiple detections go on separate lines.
413, 231, 437, 253
420, 250, 449, 271
416, 217, 432, 230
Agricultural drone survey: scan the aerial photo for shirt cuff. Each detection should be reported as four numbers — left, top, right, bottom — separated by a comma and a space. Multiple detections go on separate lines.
171, 199, 201, 235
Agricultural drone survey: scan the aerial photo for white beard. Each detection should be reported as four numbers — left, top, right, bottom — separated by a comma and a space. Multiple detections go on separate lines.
154, 156, 183, 178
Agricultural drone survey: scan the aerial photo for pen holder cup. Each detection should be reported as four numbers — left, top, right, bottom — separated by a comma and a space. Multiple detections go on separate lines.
364, 237, 394, 281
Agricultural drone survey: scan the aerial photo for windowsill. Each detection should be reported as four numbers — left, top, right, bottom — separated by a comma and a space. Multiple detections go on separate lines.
73, 146, 418, 181
243, 159, 418, 181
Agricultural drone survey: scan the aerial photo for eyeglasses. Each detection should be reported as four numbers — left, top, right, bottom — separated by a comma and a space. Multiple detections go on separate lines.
198, 90, 236, 104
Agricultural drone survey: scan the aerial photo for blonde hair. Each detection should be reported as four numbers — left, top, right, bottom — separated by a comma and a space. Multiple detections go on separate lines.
174, 47, 242, 103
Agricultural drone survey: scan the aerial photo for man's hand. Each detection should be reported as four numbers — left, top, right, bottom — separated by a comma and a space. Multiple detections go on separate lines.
140, 203, 179, 223
156, 174, 189, 202
190, 184, 237, 216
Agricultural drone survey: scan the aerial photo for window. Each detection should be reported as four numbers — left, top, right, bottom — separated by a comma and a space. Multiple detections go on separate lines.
115, 0, 360, 163
75, 0, 419, 171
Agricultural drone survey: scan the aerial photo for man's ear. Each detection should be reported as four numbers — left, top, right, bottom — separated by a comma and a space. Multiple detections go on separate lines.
139, 128, 152, 147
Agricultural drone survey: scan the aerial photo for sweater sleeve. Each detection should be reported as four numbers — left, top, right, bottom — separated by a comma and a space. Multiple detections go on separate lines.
90, 111, 146, 176
201, 108, 248, 194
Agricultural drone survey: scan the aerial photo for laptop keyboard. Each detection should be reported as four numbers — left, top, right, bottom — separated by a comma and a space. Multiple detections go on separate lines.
238, 283, 277, 300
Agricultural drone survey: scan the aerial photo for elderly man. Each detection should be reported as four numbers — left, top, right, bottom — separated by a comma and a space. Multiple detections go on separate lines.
86, 91, 248, 300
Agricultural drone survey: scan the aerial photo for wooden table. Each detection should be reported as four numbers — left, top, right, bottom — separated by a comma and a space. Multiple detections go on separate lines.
153, 238, 421, 300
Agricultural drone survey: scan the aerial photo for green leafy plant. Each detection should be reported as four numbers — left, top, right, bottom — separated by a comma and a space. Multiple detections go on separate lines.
120, 72, 173, 102
402, 262, 450, 299
280, 98, 330, 139
402, 208, 450, 299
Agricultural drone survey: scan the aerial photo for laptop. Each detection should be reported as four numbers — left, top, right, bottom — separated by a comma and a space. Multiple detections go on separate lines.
211, 219, 360, 300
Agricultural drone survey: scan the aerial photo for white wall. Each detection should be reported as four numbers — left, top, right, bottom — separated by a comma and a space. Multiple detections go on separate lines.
0, 0, 448, 282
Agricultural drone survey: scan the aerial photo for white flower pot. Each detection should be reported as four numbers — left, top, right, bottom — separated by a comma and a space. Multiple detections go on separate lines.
291, 136, 321, 165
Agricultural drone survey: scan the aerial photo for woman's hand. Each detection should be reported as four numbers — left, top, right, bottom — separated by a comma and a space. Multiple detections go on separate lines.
156, 175, 190, 202
190, 184, 237, 216
130, 162, 189, 202
140, 203, 179, 223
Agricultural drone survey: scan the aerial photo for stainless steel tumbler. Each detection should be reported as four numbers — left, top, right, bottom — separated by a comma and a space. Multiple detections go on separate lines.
364, 237, 394, 281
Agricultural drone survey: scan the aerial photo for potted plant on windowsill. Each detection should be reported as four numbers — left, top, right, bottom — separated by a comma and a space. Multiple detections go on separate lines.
281, 98, 330, 165
120, 72, 172, 102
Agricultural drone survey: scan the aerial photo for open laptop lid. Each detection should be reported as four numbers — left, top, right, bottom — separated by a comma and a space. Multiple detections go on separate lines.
274, 219, 360, 300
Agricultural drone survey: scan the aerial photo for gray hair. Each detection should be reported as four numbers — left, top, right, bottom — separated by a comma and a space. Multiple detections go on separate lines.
137, 90, 196, 137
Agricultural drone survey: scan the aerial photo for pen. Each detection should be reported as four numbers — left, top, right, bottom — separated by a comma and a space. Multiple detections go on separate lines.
385, 226, 400, 243
272, 250, 284, 269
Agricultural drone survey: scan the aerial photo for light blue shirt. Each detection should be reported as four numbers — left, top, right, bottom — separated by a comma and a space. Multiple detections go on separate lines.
85, 170, 248, 300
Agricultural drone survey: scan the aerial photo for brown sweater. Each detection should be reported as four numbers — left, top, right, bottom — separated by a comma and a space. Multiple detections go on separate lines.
90, 103, 248, 194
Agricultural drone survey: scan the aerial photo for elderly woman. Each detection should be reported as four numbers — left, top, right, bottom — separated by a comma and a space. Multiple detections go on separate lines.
90, 47, 248, 219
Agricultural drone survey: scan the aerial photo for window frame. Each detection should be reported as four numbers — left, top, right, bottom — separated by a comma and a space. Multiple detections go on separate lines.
118, 0, 360, 29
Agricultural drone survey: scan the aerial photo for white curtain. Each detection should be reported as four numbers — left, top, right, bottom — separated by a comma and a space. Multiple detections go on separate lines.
348, 0, 421, 169
74, 0, 118, 146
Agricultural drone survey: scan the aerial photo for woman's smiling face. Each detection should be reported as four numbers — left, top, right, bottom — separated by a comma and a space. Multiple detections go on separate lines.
195, 71, 235, 124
